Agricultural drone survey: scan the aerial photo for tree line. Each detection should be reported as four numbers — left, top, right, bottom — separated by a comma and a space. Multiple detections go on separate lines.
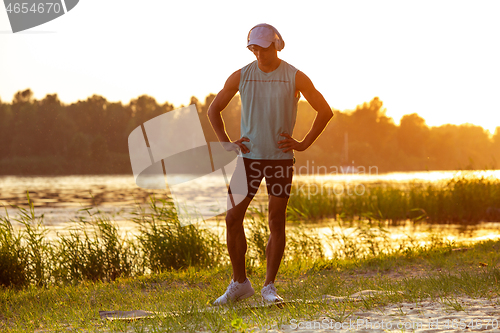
0, 89, 498, 175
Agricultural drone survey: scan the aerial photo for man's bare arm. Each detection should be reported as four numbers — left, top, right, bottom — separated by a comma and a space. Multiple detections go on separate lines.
207, 70, 250, 154
278, 70, 333, 153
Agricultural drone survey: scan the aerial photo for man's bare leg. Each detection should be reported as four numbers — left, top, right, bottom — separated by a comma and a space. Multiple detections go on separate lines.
226, 195, 253, 283
264, 195, 288, 286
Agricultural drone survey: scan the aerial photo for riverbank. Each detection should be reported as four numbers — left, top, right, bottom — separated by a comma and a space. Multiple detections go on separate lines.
1, 234, 499, 332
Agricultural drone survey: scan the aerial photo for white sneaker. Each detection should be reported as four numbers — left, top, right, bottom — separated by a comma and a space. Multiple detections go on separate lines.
213, 278, 255, 305
261, 282, 284, 303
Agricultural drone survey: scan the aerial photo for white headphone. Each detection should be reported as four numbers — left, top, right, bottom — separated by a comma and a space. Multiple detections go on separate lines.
247, 23, 285, 51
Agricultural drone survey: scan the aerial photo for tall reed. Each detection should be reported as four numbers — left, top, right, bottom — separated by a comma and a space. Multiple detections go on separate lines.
53, 208, 139, 283
245, 207, 270, 266
0, 210, 28, 287
330, 216, 391, 260
0, 193, 52, 287
0, 194, 226, 287
285, 222, 325, 262
132, 197, 225, 272
287, 176, 500, 224
287, 183, 337, 221
246, 207, 325, 266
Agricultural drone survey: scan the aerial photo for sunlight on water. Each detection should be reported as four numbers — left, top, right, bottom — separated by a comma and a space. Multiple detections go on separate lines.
311, 221, 500, 259
294, 170, 500, 183
0, 175, 137, 189
297, 170, 500, 184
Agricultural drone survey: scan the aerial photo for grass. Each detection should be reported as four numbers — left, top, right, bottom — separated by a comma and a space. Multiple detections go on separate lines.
132, 198, 225, 272
0, 195, 228, 287
0, 195, 328, 288
1, 201, 500, 332
287, 174, 500, 223
1, 240, 499, 332
53, 208, 139, 283
1, 184, 500, 332
441, 296, 467, 312
0, 193, 50, 287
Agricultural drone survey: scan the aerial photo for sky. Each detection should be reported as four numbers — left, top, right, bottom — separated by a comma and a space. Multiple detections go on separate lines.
1, 0, 499, 133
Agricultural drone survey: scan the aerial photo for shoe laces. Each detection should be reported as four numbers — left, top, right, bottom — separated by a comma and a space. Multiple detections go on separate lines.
262, 283, 277, 296
226, 279, 241, 297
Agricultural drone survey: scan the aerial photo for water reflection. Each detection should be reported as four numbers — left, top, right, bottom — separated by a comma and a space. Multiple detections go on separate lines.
299, 169, 500, 184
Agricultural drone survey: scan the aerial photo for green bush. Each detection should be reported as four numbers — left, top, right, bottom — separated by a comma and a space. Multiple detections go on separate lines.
0, 213, 29, 288
1, 195, 226, 288
0, 196, 52, 287
133, 198, 225, 272
53, 209, 138, 283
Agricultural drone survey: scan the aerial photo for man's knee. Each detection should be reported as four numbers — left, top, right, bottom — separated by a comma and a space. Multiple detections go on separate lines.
226, 196, 251, 227
226, 206, 247, 232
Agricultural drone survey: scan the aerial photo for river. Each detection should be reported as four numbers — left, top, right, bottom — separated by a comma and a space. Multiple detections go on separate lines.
1, 171, 499, 256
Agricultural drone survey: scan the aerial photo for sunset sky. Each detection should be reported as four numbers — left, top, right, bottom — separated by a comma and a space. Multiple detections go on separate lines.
1, 0, 499, 133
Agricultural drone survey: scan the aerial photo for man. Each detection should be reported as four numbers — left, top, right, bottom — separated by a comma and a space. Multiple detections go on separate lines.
208, 23, 333, 305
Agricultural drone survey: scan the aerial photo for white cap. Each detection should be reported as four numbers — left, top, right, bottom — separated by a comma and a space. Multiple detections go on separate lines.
247, 25, 278, 49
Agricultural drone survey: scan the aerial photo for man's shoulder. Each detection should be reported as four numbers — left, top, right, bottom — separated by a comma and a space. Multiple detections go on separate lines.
239, 61, 258, 80
241, 60, 257, 71
280, 60, 299, 73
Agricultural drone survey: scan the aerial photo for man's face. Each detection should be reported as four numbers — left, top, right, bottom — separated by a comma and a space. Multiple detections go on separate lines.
248, 44, 277, 65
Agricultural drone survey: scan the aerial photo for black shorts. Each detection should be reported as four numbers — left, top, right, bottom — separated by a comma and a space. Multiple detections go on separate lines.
228, 157, 294, 199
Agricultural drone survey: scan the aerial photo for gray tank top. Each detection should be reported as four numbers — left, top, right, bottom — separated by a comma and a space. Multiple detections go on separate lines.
239, 60, 300, 160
